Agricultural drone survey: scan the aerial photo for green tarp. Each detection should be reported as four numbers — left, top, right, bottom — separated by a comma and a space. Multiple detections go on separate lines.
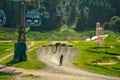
14, 42, 27, 62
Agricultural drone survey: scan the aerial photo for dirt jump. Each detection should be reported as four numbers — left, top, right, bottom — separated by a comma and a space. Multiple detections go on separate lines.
37, 43, 120, 80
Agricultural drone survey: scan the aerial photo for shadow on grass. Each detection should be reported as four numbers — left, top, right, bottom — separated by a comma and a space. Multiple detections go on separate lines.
5, 60, 24, 66
104, 52, 120, 56
0, 70, 22, 76
88, 47, 120, 56
0, 61, 23, 76
85, 63, 110, 70
91, 46, 109, 49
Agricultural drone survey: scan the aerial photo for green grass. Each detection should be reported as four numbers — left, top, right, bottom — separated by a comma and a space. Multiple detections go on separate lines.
26, 30, 81, 41
0, 41, 47, 79
22, 74, 41, 79
0, 72, 41, 80
70, 38, 120, 77
0, 32, 18, 39
0, 41, 49, 69
1, 28, 79, 40
0, 42, 14, 59
0, 26, 88, 41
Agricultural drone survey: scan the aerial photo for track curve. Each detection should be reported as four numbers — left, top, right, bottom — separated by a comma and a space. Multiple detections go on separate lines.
37, 46, 120, 80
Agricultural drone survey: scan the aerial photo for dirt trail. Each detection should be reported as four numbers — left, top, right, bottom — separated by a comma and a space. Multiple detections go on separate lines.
37, 46, 120, 80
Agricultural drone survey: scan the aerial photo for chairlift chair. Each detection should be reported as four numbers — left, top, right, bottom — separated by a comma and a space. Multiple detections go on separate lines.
26, 11, 41, 26
43, 11, 50, 19
56, 8, 61, 17
0, 10, 6, 25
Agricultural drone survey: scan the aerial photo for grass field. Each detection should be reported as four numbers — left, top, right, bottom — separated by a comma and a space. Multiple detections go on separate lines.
0, 30, 120, 77
0, 42, 14, 59
0, 41, 48, 80
70, 35, 120, 77
0, 27, 84, 41
0, 41, 49, 69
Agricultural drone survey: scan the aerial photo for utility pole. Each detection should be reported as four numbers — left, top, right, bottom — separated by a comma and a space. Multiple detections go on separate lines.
18, 0, 26, 42
14, 0, 27, 62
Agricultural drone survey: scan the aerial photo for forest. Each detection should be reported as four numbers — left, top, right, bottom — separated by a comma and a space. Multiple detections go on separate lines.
0, 0, 120, 32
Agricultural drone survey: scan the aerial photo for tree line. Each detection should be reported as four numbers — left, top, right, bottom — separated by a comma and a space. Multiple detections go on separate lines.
0, 0, 120, 32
